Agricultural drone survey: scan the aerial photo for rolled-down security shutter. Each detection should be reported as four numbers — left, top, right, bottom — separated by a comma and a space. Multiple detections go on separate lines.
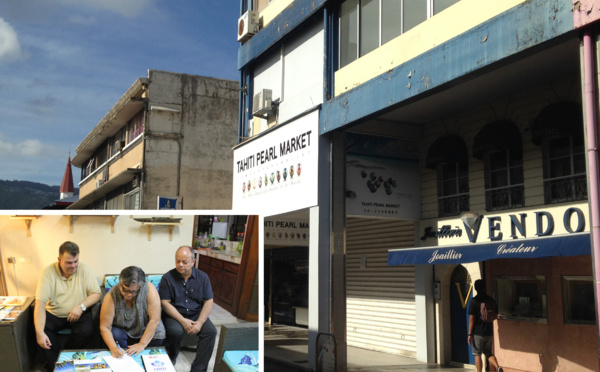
346, 217, 417, 357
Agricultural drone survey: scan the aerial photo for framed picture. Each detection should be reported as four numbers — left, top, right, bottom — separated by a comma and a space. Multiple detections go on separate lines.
157, 196, 180, 210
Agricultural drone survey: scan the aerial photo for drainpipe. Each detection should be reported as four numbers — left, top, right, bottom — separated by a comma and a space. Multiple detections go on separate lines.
582, 28, 600, 356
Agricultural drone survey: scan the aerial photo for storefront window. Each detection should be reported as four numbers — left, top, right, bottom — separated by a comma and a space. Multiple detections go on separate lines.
495, 276, 547, 322
562, 276, 596, 325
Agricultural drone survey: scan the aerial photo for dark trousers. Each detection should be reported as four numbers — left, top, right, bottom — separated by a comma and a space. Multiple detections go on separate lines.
42, 310, 94, 367
163, 315, 217, 372
110, 326, 165, 348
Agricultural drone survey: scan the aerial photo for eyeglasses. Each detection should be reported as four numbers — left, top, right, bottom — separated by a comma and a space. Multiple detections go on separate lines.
120, 284, 140, 295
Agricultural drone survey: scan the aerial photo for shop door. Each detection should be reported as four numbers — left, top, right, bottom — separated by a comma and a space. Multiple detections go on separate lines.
268, 246, 309, 326
450, 265, 474, 365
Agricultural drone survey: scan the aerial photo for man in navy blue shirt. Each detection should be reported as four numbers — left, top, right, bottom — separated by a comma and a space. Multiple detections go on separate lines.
468, 279, 501, 372
159, 246, 217, 372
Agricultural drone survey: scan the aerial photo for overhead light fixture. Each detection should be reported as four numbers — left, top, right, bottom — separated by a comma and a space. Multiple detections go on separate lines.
150, 105, 181, 113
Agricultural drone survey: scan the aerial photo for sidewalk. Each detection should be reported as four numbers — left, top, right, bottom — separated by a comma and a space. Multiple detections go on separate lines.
264, 324, 475, 372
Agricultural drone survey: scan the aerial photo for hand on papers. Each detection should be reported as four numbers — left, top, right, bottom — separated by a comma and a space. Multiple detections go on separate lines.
36, 332, 52, 349
127, 343, 145, 356
110, 345, 126, 358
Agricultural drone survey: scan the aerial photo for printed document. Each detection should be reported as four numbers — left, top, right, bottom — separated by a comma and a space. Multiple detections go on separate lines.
103, 354, 145, 372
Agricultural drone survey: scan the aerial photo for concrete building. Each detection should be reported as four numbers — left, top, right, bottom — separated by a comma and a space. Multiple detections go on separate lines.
233, 0, 600, 371
69, 69, 239, 210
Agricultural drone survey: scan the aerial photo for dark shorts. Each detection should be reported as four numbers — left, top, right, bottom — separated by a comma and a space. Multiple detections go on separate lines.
471, 335, 494, 356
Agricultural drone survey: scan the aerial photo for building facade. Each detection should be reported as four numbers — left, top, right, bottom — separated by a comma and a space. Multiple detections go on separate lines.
234, 0, 600, 371
70, 69, 239, 210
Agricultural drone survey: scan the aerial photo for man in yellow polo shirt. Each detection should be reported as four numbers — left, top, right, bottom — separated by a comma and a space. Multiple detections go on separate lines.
34, 241, 101, 371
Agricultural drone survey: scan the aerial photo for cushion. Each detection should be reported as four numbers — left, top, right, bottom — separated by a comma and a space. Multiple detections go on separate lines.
103, 274, 163, 293
222, 351, 259, 372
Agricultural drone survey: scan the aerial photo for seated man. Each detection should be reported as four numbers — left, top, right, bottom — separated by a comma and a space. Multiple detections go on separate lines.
159, 246, 217, 372
99, 266, 165, 357
34, 241, 101, 372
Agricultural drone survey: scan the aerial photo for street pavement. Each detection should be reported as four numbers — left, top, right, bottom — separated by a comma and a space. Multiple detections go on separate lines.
264, 324, 476, 372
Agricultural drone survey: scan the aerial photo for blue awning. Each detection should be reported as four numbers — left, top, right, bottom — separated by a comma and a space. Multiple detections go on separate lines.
388, 232, 591, 265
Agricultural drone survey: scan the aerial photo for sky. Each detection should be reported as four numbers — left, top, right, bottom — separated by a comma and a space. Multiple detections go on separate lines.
0, 0, 240, 187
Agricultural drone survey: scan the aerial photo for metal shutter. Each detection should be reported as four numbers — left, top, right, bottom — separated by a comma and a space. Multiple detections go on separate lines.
346, 217, 416, 357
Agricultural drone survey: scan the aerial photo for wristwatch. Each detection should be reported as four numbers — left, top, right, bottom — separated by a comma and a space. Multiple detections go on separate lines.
80, 303, 86, 312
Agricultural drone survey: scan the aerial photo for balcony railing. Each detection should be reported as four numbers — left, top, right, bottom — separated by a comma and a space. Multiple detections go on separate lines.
438, 194, 469, 217
486, 185, 525, 211
544, 175, 587, 204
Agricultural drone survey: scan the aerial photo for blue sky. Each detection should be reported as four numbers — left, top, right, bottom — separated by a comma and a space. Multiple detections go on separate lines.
0, 0, 240, 187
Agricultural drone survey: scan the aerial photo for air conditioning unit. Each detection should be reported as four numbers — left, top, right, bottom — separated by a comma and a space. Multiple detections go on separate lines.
115, 140, 125, 151
252, 89, 272, 116
238, 10, 259, 43
96, 180, 104, 189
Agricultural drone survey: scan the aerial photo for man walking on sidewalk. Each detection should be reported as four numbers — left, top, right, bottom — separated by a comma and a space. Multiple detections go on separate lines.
468, 279, 502, 372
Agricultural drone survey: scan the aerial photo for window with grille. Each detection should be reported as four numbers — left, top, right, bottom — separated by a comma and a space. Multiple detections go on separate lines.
532, 102, 587, 204
542, 134, 587, 204
484, 149, 524, 211
437, 161, 469, 217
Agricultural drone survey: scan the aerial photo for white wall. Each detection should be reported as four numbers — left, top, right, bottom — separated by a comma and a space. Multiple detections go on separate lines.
0, 214, 195, 297
253, 19, 324, 132
279, 20, 324, 123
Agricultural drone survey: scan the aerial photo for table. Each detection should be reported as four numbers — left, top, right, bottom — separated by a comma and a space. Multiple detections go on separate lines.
55, 347, 171, 371
0, 296, 35, 372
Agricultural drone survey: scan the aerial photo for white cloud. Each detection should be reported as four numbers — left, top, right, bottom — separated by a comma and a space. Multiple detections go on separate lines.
58, 0, 154, 18
0, 137, 62, 159
20, 33, 81, 63
0, 17, 22, 63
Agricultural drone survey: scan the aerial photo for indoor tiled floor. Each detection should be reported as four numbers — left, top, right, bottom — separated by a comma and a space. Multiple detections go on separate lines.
30, 303, 241, 372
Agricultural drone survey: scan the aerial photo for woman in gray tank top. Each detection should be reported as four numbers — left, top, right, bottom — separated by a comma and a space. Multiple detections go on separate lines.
99, 266, 165, 357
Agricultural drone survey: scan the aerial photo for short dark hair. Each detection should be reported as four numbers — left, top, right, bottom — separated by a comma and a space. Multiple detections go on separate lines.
59, 241, 80, 257
119, 266, 146, 287
474, 279, 486, 293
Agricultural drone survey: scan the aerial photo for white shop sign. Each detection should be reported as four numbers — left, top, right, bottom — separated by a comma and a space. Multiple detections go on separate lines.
346, 154, 420, 220
232, 110, 319, 215
264, 218, 310, 246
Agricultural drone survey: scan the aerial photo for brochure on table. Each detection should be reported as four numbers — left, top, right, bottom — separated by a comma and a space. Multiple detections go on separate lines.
55, 348, 169, 372
74, 358, 110, 371
0, 306, 15, 321
0, 296, 28, 306
142, 354, 176, 372
1, 308, 21, 321
103, 354, 144, 372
